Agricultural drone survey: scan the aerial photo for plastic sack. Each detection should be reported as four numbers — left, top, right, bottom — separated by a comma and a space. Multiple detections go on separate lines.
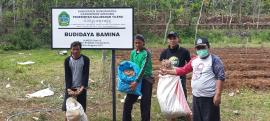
25, 88, 54, 98
157, 75, 191, 119
66, 97, 88, 121
117, 61, 142, 96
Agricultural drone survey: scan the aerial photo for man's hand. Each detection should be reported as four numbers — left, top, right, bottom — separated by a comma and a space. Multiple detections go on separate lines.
75, 87, 84, 95
129, 82, 137, 91
159, 68, 167, 75
214, 80, 224, 106
159, 68, 177, 75
213, 93, 221, 106
67, 89, 76, 97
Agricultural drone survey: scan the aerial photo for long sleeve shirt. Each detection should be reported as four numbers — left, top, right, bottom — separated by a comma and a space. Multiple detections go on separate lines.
64, 54, 90, 89
130, 48, 152, 82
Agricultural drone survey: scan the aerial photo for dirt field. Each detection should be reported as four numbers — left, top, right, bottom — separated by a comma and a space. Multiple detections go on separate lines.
116, 47, 270, 90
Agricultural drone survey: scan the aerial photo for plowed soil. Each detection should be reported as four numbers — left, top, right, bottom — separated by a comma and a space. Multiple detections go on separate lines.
116, 48, 270, 90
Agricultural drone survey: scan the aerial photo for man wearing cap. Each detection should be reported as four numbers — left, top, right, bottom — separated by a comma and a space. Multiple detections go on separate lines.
160, 31, 191, 99
122, 34, 153, 121
160, 37, 225, 121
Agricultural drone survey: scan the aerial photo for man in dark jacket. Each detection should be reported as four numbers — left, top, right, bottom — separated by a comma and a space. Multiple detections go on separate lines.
62, 41, 90, 121
160, 31, 191, 98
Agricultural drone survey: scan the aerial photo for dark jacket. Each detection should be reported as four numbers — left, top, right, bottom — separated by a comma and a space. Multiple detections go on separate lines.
64, 54, 90, 89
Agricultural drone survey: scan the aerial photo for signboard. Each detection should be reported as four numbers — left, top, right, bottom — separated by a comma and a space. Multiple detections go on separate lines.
52, 8, 133, 49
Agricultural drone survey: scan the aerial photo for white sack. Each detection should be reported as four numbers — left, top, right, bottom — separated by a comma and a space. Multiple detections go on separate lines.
66, 97, 88, 121
17, 61, 35, 65
26, 88, 54, 98
157, 75, 191, 119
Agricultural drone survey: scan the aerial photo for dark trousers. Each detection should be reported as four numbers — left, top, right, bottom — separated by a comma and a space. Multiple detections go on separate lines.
192, 95, 220, 121
180, 76, 187, 99
62, 89, 87, 112
122, 78, 153, 121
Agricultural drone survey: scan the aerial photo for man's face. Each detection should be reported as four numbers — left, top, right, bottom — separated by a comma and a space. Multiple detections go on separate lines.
134, 39, 144, 50
195, 45, 208, 51
195, 45, 209, 59
167, 37, 179, 48
71, 45, 81, 58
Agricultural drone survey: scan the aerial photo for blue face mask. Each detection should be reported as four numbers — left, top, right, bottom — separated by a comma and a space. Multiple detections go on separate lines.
196, 49, 209, 58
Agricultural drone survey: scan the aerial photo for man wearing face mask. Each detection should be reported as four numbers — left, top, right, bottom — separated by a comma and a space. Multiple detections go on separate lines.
160, 37, 225, 121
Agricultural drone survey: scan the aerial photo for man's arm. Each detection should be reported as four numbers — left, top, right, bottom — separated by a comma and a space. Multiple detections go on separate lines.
81, 56, 90, 89
64, 57, 72, 89
212, 55, 225, 106
130, 50, 151, 91
130, 50, 134, 62
213, 80, 224, 106
160, 58, 193, 75
135, 50, 150, 82
129, 50, 137, 91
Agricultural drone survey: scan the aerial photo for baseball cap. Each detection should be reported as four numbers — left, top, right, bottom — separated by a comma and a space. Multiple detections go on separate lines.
134, 34, 145, 42
195, 37, 210, 48
167, 31, 178, 38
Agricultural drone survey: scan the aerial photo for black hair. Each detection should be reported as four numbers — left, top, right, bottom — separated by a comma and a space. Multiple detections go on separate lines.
135, 34, 145, 42
167, 31, 178, 38
70, 41, 82, 49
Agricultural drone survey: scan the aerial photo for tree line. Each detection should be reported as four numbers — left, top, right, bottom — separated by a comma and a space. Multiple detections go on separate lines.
0, 0, 270, 49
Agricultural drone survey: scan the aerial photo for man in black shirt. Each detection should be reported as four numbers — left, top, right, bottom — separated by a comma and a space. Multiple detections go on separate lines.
159, 31, 191, 98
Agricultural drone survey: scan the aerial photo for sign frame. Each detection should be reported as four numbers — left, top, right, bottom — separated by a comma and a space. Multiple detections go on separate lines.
51, 7, 134, 50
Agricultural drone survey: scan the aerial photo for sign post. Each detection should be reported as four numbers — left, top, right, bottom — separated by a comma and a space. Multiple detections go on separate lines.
52, 8, 133, 121
111, 49, 116, 121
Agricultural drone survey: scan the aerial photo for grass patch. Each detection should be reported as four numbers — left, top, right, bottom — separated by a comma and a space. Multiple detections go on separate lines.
221, 89, 270, 121
145, 29, 270, 48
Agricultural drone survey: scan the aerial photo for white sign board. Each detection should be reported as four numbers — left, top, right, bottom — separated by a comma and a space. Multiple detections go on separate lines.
52, 8, 133, 49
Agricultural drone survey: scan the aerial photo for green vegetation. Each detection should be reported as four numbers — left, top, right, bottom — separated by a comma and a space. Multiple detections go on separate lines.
145, 29, 270, 48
